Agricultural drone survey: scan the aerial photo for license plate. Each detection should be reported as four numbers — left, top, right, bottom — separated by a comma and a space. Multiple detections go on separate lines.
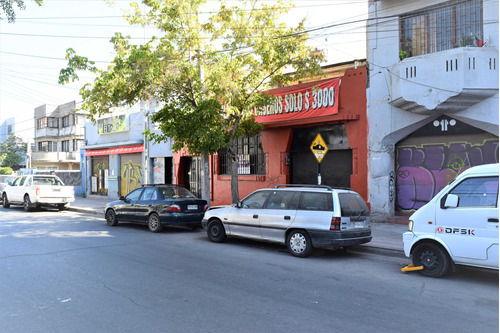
187, 205, 198, 210
53, 188, 61, 192
354, 222, 364, 228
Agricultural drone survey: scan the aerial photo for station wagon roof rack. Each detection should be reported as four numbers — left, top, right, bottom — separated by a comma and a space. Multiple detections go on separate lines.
273, 184, 352, 191
142, 183, 186, 187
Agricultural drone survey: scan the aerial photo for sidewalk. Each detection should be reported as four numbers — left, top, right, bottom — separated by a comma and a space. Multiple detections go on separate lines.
69, 196, 408, 255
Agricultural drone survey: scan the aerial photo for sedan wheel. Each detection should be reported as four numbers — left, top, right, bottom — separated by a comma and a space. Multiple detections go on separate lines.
148, 213, 163, 233
2, 193, 10, 208
207, 220, 227, 243
105, 209, 119, 226
287, 230, 313, 258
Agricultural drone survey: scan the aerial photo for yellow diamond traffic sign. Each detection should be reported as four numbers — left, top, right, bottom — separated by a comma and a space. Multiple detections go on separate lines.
310, 133, 328, 163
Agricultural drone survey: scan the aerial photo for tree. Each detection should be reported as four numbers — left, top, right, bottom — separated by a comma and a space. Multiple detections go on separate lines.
0, 0, 43, 23
59, 0, 324, 203
0, 134, 27, 168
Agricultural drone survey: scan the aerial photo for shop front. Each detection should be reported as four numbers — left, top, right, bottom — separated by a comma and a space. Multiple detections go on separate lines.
179, 66, 368, 206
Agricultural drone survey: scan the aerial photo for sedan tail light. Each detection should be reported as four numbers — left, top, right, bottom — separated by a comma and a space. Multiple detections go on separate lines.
167, 204, 181, 212
330, 217, 341, 231
203, 204, 208, 211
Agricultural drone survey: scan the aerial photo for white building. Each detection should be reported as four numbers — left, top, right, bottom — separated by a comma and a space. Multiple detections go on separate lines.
367, 0, 499, 221
32, 101, 87, 170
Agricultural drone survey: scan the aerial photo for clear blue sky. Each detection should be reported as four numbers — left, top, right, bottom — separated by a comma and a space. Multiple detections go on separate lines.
0, 0, 367, 142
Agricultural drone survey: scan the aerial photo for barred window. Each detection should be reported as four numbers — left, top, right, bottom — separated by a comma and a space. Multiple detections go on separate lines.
219, 134, 265, 175
400, 0, 483, 58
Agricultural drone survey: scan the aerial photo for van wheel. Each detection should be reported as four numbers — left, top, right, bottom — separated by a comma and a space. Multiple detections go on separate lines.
412, 243, 450, 278
2, 193, 10, 208
148, 213, 163, 233
287, 230, 313, 258
207, 220, 226, 243
23, 195, 32, 212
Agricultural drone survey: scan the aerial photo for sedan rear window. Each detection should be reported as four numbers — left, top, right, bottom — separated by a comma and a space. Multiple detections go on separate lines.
160, 186, 196, 199
338, 193, 369, 216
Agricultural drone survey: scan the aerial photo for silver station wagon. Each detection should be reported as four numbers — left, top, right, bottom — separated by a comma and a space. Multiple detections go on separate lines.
202, 184, 372, 257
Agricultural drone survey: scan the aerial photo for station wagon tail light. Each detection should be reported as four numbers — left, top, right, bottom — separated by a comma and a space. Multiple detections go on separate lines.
330, 217, 341, 231
35, 187, 40, 196
203, 204, 208, 211
168, 204, 181, 212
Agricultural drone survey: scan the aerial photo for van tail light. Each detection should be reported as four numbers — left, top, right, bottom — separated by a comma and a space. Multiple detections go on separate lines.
330, 217, 341, 231
35, 187, 40, 196
168, 204, 181, 212
203, 204, 208, 211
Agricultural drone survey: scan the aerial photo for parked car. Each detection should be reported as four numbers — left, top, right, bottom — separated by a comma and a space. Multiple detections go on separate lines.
104, 184, 208, 232
202, 184, 372, 257
403, 163, 499, 277
2, 175, 75, 211
0, 175, 17, 203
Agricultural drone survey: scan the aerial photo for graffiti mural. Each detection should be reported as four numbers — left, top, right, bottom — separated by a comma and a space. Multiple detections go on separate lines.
120, 155, 142, 196
396, 139, 499, 211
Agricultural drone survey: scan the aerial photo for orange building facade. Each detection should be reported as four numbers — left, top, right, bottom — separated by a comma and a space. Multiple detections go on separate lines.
174, 63, 369, 206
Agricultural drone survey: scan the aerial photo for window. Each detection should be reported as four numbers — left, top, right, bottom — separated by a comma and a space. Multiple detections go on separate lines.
62, 115, 71, 127
140, 187, 156, 201
125, 188, 143, 202
7, 124, 12, 134
61, 140, 70, 152
449, 176, 498, 207
47, 117, 58, 128
241, 191, 269, 209
37, 141, 57, 152
37, 117, 47, 129
265, 191, 298, 210
298, 192, 333, 211
338, 193, 370, 216
19, 176, 27, 186
400, 0, 483, 57
219, 134, 266, 175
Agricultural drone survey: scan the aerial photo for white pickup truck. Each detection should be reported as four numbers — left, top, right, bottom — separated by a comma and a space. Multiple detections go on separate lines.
2, 175, 75, 211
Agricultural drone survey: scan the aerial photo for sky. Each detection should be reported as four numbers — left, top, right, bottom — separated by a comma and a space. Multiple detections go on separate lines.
0, 0, 368, 142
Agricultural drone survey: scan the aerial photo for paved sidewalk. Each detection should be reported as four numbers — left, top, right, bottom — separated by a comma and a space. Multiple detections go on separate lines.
69, 196, 408, 255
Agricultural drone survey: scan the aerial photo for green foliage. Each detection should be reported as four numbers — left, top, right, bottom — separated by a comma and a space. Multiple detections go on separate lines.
0, 166, 13, 175
0, 0, 43, 23
0, 134, 27, 167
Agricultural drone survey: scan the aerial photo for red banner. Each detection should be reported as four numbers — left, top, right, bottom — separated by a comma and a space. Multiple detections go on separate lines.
85, 144, 144, 156
255, 77, 340, 124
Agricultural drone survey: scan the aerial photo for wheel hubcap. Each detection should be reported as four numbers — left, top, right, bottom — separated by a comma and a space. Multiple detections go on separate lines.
150, 216, 158, 229
289, 233, 306, 253
420, 250, 439, 269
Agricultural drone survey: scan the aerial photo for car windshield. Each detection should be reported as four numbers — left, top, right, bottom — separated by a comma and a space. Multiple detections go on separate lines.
338, 193, 369, 216
160, 186, 196, 199
32, 176, 64, 186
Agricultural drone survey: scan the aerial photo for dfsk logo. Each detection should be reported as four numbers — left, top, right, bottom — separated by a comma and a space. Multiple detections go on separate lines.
436, 226, 475, 235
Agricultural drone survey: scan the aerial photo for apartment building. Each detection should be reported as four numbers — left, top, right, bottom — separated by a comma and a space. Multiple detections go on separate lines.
32, 101, 86, 170
367, 0, 499, 221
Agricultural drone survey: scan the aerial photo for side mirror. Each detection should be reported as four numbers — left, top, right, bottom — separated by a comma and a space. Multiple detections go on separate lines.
119, 196, 125, 201
236, 202, 243, 208
7, 181, 12, 186
443, 194, 459, 208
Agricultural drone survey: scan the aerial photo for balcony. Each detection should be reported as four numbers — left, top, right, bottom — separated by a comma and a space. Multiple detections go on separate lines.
389, 47, 499, 114
31, 151, 80, 163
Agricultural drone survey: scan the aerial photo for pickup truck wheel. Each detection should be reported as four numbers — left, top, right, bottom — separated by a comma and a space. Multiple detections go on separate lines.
148, 213, 162, 233
105, 209, 118, 226
287, 230, 313, 258
2, 193, 9, 208
23, 195, 32, 212
412, 243, 450, 278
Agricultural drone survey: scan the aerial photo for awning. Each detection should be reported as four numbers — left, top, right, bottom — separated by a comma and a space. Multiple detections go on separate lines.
85, 144, 144, 156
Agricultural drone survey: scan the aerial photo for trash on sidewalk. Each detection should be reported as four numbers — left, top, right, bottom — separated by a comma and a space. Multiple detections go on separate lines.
401, 263, 423, 272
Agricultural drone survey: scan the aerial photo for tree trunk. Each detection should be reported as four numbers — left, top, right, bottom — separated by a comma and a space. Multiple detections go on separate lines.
230, 153, 240, 204
201, 153, 211, 207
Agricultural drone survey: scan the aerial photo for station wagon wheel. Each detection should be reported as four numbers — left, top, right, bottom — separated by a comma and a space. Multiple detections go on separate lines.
23, 195, 32, 212
2, 193, 10, 208
207, 220, 226, 243
105, 209, 119, 226
148, 213, 163, 233
287, 230, 313, 258
412, 243, 450, 278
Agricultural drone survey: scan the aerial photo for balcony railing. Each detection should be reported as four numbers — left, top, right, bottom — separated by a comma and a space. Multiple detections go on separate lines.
389, 47, 498, 114
31, 151, 80, 162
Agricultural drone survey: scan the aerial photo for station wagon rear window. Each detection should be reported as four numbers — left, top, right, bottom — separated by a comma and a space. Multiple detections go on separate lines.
339, 193, 369, 216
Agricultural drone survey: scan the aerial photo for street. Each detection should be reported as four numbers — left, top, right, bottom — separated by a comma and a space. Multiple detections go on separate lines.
0, 207, 498, 333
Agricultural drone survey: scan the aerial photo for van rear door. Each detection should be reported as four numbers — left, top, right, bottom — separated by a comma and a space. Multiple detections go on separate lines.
435, 175, 499, 267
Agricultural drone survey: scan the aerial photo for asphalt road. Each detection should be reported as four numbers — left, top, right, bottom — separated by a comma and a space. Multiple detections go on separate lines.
0, 207, 498, 333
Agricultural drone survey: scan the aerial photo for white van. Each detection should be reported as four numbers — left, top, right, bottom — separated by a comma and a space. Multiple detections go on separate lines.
403, 163, 499, 277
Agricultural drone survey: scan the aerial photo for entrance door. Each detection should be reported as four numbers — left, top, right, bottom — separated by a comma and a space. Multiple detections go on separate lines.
290, 125, 352, 188
183, 156, 202, 198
